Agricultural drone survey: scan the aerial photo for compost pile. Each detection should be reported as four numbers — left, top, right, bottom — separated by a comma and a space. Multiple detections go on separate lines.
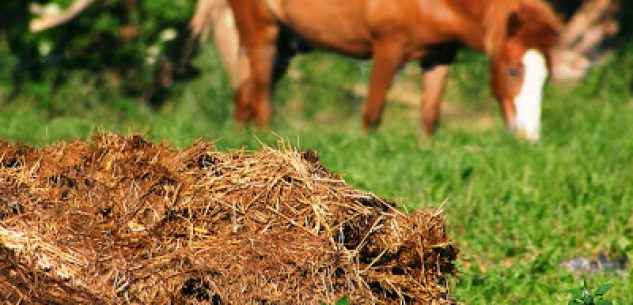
0, 133, 457, 304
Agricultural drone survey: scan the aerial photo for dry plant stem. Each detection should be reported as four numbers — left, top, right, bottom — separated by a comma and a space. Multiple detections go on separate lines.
552, 0, 619, 80
0, 133, 458, 305
559, 0, 614, 49
29, 0, 96, 32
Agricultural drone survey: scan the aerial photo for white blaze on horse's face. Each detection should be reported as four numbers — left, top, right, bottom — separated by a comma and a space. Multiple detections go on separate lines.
514, 49, 548, 141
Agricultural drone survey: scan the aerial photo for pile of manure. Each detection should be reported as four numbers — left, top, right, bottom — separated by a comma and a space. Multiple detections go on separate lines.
0, 133, 457, 304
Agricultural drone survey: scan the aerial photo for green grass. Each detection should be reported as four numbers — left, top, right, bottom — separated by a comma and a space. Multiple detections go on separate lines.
1, 38, 633, 304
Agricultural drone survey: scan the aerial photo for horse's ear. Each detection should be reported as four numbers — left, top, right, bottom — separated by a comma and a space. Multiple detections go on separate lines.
507, 11, 523, 37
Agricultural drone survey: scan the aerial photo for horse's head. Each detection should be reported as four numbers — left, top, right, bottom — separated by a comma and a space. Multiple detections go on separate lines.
487, 1, 560, 141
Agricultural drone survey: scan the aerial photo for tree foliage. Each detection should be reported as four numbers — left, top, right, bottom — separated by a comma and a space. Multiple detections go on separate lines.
0, 0, 194, 98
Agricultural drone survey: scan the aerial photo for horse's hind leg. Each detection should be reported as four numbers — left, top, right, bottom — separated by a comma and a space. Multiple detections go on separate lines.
229, 0, 278, 127
421, 65, 450, 135
362, 42, 404, 130
234, 79, 254, 122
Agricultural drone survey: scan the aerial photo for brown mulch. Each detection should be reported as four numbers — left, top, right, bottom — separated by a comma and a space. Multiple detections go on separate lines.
0, 133, 457, 304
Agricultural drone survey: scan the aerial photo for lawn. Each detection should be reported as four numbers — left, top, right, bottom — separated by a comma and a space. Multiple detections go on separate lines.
1, 38, 632, 304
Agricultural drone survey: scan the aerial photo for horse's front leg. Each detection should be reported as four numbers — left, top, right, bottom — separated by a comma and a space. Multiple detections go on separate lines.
421, 65, 450, 136
234, 77, 253, 123
362, 42, 404, 130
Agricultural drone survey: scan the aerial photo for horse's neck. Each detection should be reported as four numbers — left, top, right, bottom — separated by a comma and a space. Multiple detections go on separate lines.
482, 0, 513, 56
438, 0, 494, 53
409, 0, 504, 54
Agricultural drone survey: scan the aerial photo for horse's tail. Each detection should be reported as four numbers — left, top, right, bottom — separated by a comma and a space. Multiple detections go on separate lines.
189, 0, 250, 89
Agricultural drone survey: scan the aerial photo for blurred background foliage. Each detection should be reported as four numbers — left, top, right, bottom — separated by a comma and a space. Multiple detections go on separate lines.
0, 0, 194, 103
0, 0, 631, 108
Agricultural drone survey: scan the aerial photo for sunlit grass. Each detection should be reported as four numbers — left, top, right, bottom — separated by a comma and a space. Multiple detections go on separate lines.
1, 40, 632, 304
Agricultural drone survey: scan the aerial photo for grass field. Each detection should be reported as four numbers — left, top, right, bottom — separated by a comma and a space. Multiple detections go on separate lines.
1, 38, 633, 304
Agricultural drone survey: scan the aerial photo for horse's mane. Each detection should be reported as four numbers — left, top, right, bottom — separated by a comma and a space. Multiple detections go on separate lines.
484, 0, 562, 57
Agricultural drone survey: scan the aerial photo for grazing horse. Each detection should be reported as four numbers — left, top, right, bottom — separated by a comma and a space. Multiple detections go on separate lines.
227, 0, 561, 140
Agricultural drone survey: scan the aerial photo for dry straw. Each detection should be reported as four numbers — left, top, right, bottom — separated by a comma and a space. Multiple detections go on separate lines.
0, 133, 457, 304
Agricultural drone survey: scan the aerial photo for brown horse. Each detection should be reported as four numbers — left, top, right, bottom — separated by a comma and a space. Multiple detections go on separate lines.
227, 0, 561, 141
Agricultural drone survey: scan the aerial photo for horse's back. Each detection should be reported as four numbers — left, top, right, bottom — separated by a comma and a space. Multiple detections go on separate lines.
270, 0, 457, 58
274, 0, 373, 57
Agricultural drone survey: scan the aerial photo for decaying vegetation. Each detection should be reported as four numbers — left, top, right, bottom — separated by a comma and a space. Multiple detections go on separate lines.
0, 133, 457, 304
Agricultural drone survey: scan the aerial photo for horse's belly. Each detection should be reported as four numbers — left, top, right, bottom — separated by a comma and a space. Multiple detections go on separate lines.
302, 36, 373, 59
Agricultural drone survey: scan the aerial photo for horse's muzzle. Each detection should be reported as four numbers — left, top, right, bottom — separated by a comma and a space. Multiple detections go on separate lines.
513, 49, 548, 142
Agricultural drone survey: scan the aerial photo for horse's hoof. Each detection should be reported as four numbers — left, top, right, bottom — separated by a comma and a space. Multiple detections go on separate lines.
234, 110, 253, 123
361, 116, 381, 132
361, 123, 379, 133
418, 131, 433, 142
255, 122, 270, 130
